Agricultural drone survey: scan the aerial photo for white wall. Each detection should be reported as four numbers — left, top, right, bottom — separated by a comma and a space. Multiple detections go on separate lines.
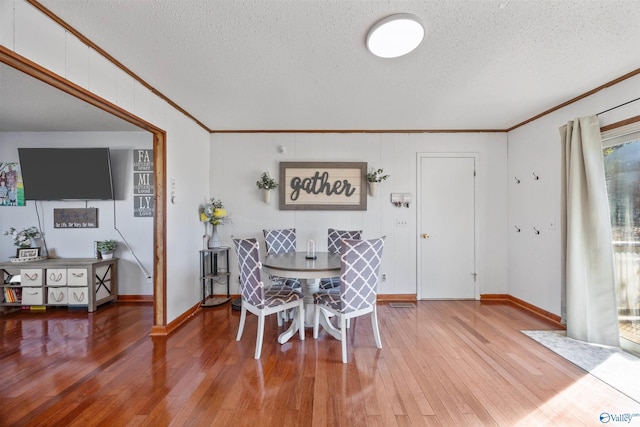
507, 72, 640, 316
13, 0, 638, 321
2, 0, 211, 322
211, 132, 509, 296
0, 131, 154, 295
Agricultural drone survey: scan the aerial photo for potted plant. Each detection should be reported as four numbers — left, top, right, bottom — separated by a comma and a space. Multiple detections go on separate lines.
366, 168, 389, 197
256, 171, 278, 203
97, 239, 118, 259
4, 226, 40, 248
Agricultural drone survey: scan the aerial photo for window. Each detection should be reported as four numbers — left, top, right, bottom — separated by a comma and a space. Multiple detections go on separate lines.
602, 124, 640, 352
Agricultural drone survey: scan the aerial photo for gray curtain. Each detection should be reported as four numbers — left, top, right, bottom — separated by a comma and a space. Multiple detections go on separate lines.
560, 115, 620, 347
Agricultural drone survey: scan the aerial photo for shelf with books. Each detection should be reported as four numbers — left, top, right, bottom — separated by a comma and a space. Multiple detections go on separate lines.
0, 258, 118, 311
2, 286, 22, 304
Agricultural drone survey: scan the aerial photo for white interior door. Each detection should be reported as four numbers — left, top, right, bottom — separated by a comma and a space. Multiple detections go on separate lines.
419, 155, 476, 299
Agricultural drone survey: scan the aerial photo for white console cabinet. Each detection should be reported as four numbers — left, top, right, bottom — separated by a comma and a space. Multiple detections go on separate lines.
0, 258, 117, 312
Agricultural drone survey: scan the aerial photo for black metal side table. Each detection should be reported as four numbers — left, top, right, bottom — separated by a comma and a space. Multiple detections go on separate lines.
199, 247, 231, 307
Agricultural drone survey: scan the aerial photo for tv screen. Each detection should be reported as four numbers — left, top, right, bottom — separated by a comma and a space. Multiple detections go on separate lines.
18, 148, 114, 200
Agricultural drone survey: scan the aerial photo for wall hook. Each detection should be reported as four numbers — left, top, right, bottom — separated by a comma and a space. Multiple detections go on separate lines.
514, 225, 521, 232
515, 177, 520, 184
533, 226, 540, 235
532, 172, 539, 180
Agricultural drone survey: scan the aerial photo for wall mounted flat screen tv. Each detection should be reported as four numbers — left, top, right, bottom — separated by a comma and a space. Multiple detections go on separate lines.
18, 148, 114, 200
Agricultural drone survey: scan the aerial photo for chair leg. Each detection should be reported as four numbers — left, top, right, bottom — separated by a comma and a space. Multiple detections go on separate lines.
341, 315, 348, 363
313, 305, 321, 339
236, 305, 247, 341
277, 311, 283, 327
298, 300, 305, 341
371, 307, 382, 349
255, 313, 265, 359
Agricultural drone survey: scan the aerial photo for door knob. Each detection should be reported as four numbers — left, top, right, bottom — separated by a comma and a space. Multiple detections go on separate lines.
422, 233, 430, 239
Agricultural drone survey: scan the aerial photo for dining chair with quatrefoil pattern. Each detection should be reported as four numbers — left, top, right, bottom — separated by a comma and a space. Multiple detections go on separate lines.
233, 238, 305, 359
313, 237, 385, 363
320, 228, 362, 290
263, 228, 296, 255
263, 228, 302, 324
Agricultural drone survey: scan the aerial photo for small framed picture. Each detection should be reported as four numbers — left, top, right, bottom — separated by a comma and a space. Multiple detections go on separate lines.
17, 247, 40, 259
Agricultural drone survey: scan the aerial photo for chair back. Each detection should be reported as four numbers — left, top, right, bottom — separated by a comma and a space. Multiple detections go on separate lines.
339, 237, 384, 313
233, 238, 264, 307
263, 228, 296, 255
327, 228, 362, 254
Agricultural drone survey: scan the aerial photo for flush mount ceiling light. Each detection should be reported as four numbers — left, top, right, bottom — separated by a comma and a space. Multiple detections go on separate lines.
366, 13, 425, 58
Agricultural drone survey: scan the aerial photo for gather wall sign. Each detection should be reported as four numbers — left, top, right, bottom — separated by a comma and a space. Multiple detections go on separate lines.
279, 162, 367, 210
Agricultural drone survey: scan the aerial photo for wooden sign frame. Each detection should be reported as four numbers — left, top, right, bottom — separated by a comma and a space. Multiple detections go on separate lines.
279, 162, 367, 210
53, 208, 98, 228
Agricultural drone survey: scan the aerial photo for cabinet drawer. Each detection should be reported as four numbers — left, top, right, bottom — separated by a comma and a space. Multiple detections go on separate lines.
46, 269, 67, 286
67, 269, 88, 286
22, 287, 43, 305
68, 287, 88, 305
47, 287, 68, 305
21, 269, 43, 286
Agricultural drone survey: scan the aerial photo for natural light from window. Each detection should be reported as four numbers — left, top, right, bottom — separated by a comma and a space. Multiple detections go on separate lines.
603, 135, 640, 350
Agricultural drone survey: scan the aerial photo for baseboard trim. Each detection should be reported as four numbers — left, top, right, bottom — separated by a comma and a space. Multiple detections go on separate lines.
480, 294, 564, 328
157, 293, 563, 336
118, 295, 153, 304
150, 301, 201, 336
377, 294, 417, 303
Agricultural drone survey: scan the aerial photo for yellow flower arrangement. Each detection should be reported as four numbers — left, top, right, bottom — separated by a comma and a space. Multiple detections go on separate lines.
198, 198, 230, 226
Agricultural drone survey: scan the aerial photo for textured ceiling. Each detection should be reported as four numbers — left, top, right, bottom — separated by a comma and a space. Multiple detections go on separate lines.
8, 0, 640, 132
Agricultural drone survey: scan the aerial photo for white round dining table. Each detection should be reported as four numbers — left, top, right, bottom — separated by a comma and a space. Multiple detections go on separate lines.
262, 252, 341, 344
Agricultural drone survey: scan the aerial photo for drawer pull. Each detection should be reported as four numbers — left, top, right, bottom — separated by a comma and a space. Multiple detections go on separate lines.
49, 273, 63, 282
49, 291, 64, 303
24, 273, 38, 281
72, 291, 85, 302
72, 272, 85, 278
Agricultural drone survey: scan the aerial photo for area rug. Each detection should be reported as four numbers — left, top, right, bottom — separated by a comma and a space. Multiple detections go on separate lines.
522, 330, 640, 403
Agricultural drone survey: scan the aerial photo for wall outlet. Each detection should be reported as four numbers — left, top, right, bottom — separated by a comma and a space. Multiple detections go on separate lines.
382, 274, 387, 281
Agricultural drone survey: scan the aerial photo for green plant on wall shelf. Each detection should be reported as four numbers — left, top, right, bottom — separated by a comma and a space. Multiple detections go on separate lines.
256, 171, 278, 204
97, 239, 117, 254
256, 171, 278, 190
366, 168, 389, 183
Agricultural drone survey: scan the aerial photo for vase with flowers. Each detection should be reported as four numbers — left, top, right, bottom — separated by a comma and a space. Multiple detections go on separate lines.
4, 226, 40, 248
199, 198, 231, 248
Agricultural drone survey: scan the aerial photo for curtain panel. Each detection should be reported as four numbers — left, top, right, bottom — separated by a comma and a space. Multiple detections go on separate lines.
561, 115, 619, 347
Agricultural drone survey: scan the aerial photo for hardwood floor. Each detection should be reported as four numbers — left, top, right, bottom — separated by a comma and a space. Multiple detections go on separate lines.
1, 301, 639, 426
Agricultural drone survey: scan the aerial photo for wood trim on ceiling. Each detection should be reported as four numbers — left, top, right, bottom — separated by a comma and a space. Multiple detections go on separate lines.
0, 46, 168, 334
0, 46, 159, 133
28, 0, 640, 135
508, 67, 640, 132
27, 0, 211, 134
211, 129, 507, 134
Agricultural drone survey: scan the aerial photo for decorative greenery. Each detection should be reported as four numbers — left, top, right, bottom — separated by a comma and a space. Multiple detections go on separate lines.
366, 168, 390, 183
3, 226, 40, 248
199, 198, 230, 226
256, 171, 278, 190
97, 239, 117, 253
